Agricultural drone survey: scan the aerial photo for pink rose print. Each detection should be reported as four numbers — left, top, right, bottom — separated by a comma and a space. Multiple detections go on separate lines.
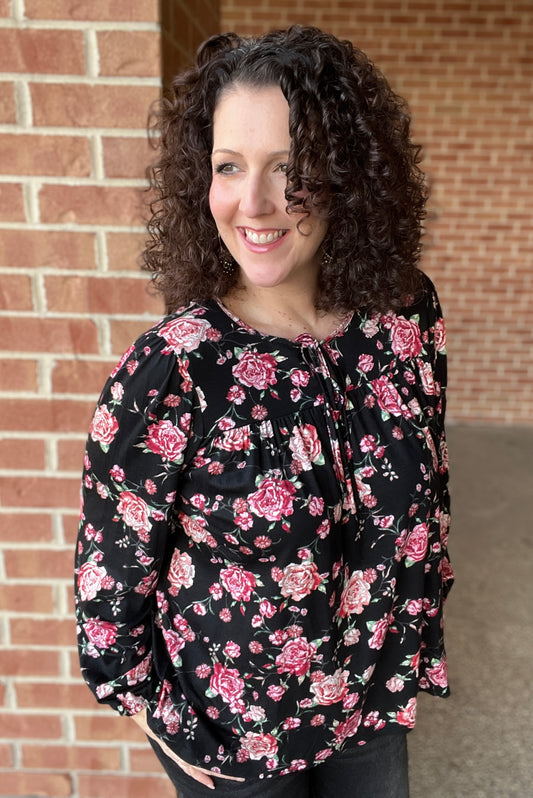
310, 669, 349, 705
289, 424, 322, 471
278, 561, 322, 602
290, 369, 310, 387
145, 419, 188, 461
390, 316, 422, 361
338, 571, 371, 618
239, 731, 278, 761
220, 564, 256, 602
418, 360, 435, 395
396, 697, 418, 727
117, 692, 146, 714
77, 560, 107, 601
368, 614, 392, 650
433, 317, 446, 352
167, 549, 195, 596
210, 663, 245, 707
162, 628, 186, 663
357, 354, 374, 373
232, 350, 278, 390
403, 523, 429, 562
426, 656, 448, 688
371, 376, 412, 418
158, 316, 211, 353
386, 677, 405, 693
125, 653, 152, 686
248, 477, 296, 522
214, 427, 251, 451
333, 710, 362, 745
84, 618, 118, 649
117, 492, 152, 539
110, 343, 135, 378
266, 684, 286, 702
275, 637, 317, 676
89, 404, 119, 446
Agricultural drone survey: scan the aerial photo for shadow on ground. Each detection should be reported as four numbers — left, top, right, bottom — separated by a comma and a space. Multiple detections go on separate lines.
409, 425, 533, 798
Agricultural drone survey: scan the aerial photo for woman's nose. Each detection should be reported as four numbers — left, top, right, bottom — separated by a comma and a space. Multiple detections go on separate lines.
239, 174, 276, 217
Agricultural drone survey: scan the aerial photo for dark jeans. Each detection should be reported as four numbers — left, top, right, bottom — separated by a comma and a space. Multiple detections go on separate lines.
148, 733, 409, 798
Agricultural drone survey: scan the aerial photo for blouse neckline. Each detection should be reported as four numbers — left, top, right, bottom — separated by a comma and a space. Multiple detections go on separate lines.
214, 299, 355, 347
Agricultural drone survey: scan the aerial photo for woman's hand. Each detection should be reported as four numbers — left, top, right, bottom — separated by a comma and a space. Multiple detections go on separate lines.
131, 707, 245, 789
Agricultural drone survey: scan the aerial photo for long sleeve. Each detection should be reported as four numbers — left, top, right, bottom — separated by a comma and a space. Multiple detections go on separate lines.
75, 326, 198, 716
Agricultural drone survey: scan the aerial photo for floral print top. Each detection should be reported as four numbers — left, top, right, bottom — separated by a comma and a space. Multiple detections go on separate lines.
75, 273, 453, 780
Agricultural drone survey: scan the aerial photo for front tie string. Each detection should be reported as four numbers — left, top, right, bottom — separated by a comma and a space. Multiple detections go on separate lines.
301, 343, 356, 514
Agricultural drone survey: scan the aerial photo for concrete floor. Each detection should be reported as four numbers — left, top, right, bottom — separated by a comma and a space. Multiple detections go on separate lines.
409, 425, 533, 798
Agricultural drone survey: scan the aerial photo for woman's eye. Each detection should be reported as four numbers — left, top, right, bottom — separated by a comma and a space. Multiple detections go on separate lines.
277, 163, 288, 174
215, 163, 237, 175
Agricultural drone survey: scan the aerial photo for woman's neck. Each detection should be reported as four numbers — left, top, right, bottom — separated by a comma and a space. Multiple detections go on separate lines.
221, 284, 344, 341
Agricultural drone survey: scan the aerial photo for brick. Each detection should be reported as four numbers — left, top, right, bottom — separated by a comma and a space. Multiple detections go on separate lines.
0, 473, 81, 508
57, 437, 87, 472
51, 358, 117, 394
45, 274, 162, 314
0, 648, 60, 677
0, 511, 54, 542
0, 771, 72, 797
31, 83, 159, 130
98, 30, 161, 77
0, 182, 25, 222
0, 29, 85, 74
110, 318, 161, 356
78, 773, 175, 798
16, 680, 96, 711
0, 81, 16, 123
0, 229, 96, 270
0, 711, 63, 740
24, 0, 159, 21
0, 397, 94, 434
128, 743, 167, 772
3, 547, 73, 580
2, 317, 98, 354
0, 360, 38, 392
0, 133, 91, 177
0, 438, 46, 470
0, 273, 33, 310
106, 232, 147, 271
22, 742, 121, 771
0, 743, 13, 768
39, 184, 145, 226
74, 711, 146, 743
10, 617, 76, 647
102, 136, 155, 179
0, 583, 55, 613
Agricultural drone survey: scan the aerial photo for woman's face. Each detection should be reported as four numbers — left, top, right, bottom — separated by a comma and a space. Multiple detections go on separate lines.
209, 84, 328, 293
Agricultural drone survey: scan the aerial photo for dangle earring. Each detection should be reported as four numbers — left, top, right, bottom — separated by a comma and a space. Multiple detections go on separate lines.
218, 237, 235, 275
320, 244, 334, 267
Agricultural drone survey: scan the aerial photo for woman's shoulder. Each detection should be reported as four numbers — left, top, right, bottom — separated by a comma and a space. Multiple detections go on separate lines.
399, 271, 443, 323
105, 301, 222, 385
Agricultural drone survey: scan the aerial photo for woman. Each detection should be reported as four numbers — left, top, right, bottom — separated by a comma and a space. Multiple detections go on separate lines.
75, 26, 452, 798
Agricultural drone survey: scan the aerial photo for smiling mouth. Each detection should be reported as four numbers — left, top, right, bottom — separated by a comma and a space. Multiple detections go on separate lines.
242, 228, 287, 245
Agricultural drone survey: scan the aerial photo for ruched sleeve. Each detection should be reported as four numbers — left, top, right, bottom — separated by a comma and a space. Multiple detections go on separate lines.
75, 325, 198, 716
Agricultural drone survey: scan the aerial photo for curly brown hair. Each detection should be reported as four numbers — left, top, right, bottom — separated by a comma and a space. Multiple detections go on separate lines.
143, 25, 427, 314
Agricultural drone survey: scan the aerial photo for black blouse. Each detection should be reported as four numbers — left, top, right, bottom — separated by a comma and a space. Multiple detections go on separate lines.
75, 274, 453, 779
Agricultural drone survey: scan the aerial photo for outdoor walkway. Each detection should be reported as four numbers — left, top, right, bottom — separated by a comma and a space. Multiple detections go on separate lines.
409, 425, 533, 798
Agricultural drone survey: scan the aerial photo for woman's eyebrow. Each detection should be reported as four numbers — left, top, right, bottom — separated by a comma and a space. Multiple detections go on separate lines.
211, 148, 290, 157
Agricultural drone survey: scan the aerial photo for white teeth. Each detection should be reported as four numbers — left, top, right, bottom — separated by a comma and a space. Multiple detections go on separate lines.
245, 229, 285, 244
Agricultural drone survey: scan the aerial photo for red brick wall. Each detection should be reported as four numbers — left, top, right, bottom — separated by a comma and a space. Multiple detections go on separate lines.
0, 2, 216, 797
222, 0, 533, 426
0, 1, 531, 797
